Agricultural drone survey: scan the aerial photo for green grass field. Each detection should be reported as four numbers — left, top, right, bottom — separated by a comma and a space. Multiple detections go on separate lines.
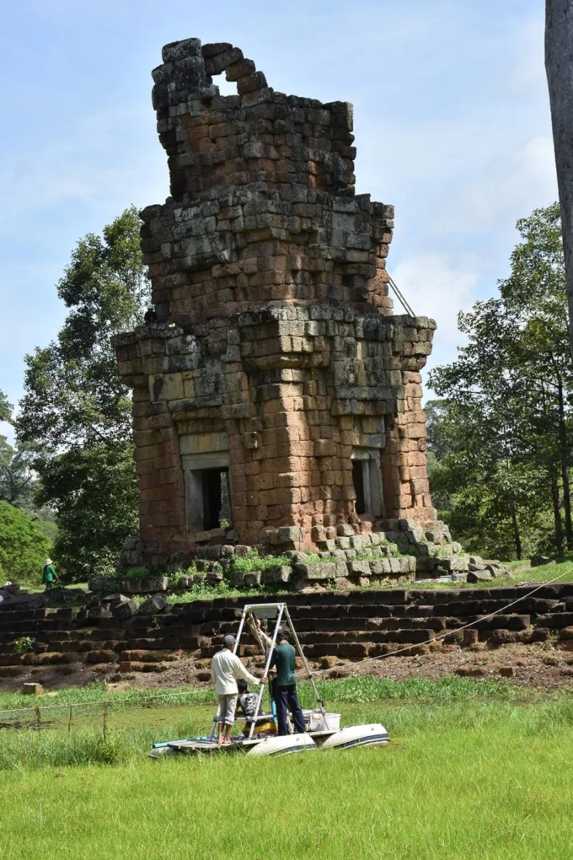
4, 556, 573, 858
0, 678, 572, 859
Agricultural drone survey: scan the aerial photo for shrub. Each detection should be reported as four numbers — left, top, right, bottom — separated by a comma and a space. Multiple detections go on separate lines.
123, 566, 150, 580
230, 549, 291, 573
14, 636, 35, 654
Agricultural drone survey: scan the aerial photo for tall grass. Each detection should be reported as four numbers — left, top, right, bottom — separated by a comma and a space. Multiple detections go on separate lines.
0, 675, 520, 717
0, 678, 568, 772
1, 693, 572, 859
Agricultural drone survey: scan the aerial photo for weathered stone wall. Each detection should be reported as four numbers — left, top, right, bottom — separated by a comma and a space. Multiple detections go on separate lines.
115, 38, 437, 564
145, 39, 392, 323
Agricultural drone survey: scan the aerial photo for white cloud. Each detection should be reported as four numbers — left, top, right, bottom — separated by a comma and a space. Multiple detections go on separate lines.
510, 15, 546, 96
445, 135, 557, 234
392, 253, 479, 347
391, 253, 481, 397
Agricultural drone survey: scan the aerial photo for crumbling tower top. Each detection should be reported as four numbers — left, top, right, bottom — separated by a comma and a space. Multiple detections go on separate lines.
152, 38, 356, 196
142, 38, 395, 326
116, 37, 437, 564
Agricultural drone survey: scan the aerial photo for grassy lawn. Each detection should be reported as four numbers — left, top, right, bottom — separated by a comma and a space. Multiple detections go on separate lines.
415, 556, 573, 590
0, 678, 572, 859
506, 556, 573, 583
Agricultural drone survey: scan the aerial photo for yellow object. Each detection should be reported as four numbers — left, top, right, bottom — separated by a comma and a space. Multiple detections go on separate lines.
256, 720, 276, 735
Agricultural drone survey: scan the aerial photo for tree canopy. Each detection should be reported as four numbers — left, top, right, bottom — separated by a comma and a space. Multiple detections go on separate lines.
0, 390, 12, 424
17, 208, 150, 579
428, 203, 572, 559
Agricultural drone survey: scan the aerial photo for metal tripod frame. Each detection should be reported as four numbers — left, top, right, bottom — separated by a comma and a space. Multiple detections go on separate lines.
233, 602, 325, 739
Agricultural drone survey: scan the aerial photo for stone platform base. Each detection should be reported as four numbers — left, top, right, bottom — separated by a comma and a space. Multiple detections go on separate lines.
120, 519, 506, 593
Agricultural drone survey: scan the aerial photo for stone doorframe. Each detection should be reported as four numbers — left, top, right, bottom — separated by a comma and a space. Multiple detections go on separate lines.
182, 451, 232, 534
351, 447, 384, 520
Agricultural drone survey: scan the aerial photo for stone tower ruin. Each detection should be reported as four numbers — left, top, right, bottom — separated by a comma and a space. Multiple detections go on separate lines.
115, 38, 438, 567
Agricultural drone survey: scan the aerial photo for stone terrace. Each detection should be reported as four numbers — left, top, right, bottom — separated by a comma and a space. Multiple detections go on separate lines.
1, 585, 572, 683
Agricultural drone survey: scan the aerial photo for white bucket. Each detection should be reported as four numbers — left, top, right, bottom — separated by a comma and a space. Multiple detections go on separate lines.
308, 710, 341, 732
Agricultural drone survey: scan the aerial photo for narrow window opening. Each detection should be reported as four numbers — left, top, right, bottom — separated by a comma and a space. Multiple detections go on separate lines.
184, 459, 232, 533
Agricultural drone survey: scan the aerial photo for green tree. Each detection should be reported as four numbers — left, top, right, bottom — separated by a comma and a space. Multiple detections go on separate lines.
426, 396, 550, 559
0, 438, 35, 507
429, 203, 572, 559
0, 390, 12, 423
17, 208, 150, 579
0, 501, 52, 586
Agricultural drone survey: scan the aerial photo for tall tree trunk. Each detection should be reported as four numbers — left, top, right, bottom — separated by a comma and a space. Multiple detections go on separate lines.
510, 502, 522, 560
546, 0, 573, 352
556, 378, 573, 546
551, 468, 565, 555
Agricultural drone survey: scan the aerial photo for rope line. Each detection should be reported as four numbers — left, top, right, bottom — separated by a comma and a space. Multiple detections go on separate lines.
301, 570, 573, 679
387, 273, 415, 316
0, 690, 207, 721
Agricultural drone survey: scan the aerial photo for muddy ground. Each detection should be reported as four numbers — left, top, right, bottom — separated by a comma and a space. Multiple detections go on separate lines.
3, 642, 573, 695
125, 642, 573, 691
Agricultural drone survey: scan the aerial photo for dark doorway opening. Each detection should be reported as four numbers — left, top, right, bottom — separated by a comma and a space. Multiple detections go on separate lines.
352, 460, 366, 515
202, 469, 222, 530
201, 467, 231, 530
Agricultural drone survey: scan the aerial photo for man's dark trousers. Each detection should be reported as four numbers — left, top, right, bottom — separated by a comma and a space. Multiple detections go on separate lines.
275, 684, 305, 735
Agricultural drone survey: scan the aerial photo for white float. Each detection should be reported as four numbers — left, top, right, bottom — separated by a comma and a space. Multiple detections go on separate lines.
246, 732, 316, 757
319, 723, 389, 751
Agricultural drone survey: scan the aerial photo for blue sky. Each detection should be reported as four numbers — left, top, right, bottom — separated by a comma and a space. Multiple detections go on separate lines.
0, 0, 557, 441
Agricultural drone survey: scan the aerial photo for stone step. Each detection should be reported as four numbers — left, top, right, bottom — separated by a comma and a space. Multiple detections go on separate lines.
0, 609, 46, 620
0, 653, 23, 666
534, 612, 573, 629
0, 624, 44, 636
118, 650, 180, 663
118, 661, 168, 673
0, 665, 25, 677
299, 629, 436, 645
20, 651, 76, 666
32, 640, 95, 653
85, 650, 117, 664
298, 642, 373, 661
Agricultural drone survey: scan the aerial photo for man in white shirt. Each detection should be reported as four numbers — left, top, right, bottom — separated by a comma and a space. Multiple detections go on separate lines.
211, 633, 261, 745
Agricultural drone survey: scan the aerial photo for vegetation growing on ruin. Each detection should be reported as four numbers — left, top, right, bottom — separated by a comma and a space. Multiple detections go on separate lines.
229, 549, 292, 573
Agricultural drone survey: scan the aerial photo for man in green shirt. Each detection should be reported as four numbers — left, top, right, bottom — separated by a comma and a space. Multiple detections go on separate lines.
41, 559, 57, 590
268, 628, 305, 736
